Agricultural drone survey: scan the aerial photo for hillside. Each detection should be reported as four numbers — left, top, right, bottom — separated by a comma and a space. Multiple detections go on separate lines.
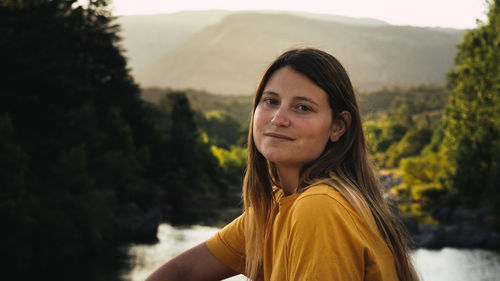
116, 10, 232, 71
132, 12, 463, 95
116, 10, 390, 73
141, 84, 450, 125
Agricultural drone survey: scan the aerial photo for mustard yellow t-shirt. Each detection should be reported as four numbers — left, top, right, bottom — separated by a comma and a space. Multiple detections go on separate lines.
206, 184, 399, 281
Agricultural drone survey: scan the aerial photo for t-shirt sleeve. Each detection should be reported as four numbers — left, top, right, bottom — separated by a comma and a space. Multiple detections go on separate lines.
287, 194, 367, 281
206, 212, 246, 274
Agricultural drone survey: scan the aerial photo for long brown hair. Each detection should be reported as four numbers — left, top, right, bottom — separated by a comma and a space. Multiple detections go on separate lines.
243, 48, 419, 281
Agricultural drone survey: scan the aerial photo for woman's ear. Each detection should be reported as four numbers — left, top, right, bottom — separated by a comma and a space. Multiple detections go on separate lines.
329, 111, 351, 142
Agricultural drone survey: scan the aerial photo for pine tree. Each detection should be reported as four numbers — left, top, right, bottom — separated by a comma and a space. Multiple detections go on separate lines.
443, 0, 500, 218
0, 0, 152, 278
159, 92, 223, 225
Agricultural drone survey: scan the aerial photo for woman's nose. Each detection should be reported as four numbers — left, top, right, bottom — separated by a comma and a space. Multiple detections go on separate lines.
271, 107, 290, 127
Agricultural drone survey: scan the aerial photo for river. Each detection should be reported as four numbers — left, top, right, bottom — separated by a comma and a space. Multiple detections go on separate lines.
122, 224, 500, 281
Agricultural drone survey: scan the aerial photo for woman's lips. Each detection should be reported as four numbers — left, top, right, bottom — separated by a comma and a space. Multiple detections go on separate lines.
264, 132, 295, 141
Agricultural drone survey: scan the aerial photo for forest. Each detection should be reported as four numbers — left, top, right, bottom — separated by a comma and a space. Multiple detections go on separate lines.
1, 0, 499, 280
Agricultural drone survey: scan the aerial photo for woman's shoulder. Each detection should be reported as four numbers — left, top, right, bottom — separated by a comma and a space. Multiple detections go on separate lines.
295, 184, 352, 210
288, 184, 370, 244
292, 183, 383, 243
292, 184, 357, 220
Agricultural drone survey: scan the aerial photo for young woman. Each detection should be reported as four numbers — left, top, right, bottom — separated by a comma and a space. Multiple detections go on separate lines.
145, 48, 420, 281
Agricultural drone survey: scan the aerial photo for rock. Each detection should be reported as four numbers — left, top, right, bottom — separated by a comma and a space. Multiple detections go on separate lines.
433, 205, 491, 226
399, 215, 420, 235
113, 203, 161, 243
414, 224, 445, 249
432, 207, 453, 225
410, 208, 500, 251
442, 224, 487, 248
483, 232, 500, 250
451, 206, 479, 225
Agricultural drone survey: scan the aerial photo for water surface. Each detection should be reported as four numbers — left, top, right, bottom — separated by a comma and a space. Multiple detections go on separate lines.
123, 224, 500, 281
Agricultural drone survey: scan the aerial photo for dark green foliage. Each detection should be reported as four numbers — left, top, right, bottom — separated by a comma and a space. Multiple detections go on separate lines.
0, 1, 240, 279
211, 145, 247, 208
142, 87, 253, 123
386, 127, 433, 167
362, 85, 450, 168
358, 85, 450, 119
0, 0, 145, 277
0, 116, 29, 197
365, 121, 408, 155
395, 1, 500, 227
158, 92, 226, 225
421, 124, 445, 154
443, 0, 500, 218
143, 87, 251, 150
144, 89, 248, 211
196, 110, 245, 149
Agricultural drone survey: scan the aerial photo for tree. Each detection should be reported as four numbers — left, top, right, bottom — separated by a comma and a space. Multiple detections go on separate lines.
196, 110, 243, 149
0, 0, 153, 278
159, 92, 224, 225
443, 0, 500, 218
0, 116, 28, 197
386, 127, 433, 167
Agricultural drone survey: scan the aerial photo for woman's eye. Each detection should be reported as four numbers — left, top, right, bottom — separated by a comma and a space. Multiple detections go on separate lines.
263, 98, 278, 105
296, 104, 311, 112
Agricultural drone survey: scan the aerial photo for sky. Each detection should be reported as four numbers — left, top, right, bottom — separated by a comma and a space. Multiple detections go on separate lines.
110, 0, 489, 29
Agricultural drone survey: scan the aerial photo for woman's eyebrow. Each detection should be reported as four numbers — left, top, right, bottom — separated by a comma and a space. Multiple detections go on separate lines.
262, 91, 279, 96
294, 96, 319, 106
262, 91, 319, 106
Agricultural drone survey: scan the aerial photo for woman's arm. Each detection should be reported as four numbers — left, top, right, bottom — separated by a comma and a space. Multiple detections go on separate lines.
144, 242, 239, 281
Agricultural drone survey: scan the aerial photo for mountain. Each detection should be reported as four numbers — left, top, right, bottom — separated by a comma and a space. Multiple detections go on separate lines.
116, 10, 232, 71
116, 10, 390, 73
278, 11, 390, 26
124, 12, 463, 95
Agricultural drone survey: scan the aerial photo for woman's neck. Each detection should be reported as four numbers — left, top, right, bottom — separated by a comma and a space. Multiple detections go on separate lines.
276, 165, 301, 196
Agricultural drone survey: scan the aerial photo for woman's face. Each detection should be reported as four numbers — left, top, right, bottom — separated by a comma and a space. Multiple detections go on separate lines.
253, 66, 337, 170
